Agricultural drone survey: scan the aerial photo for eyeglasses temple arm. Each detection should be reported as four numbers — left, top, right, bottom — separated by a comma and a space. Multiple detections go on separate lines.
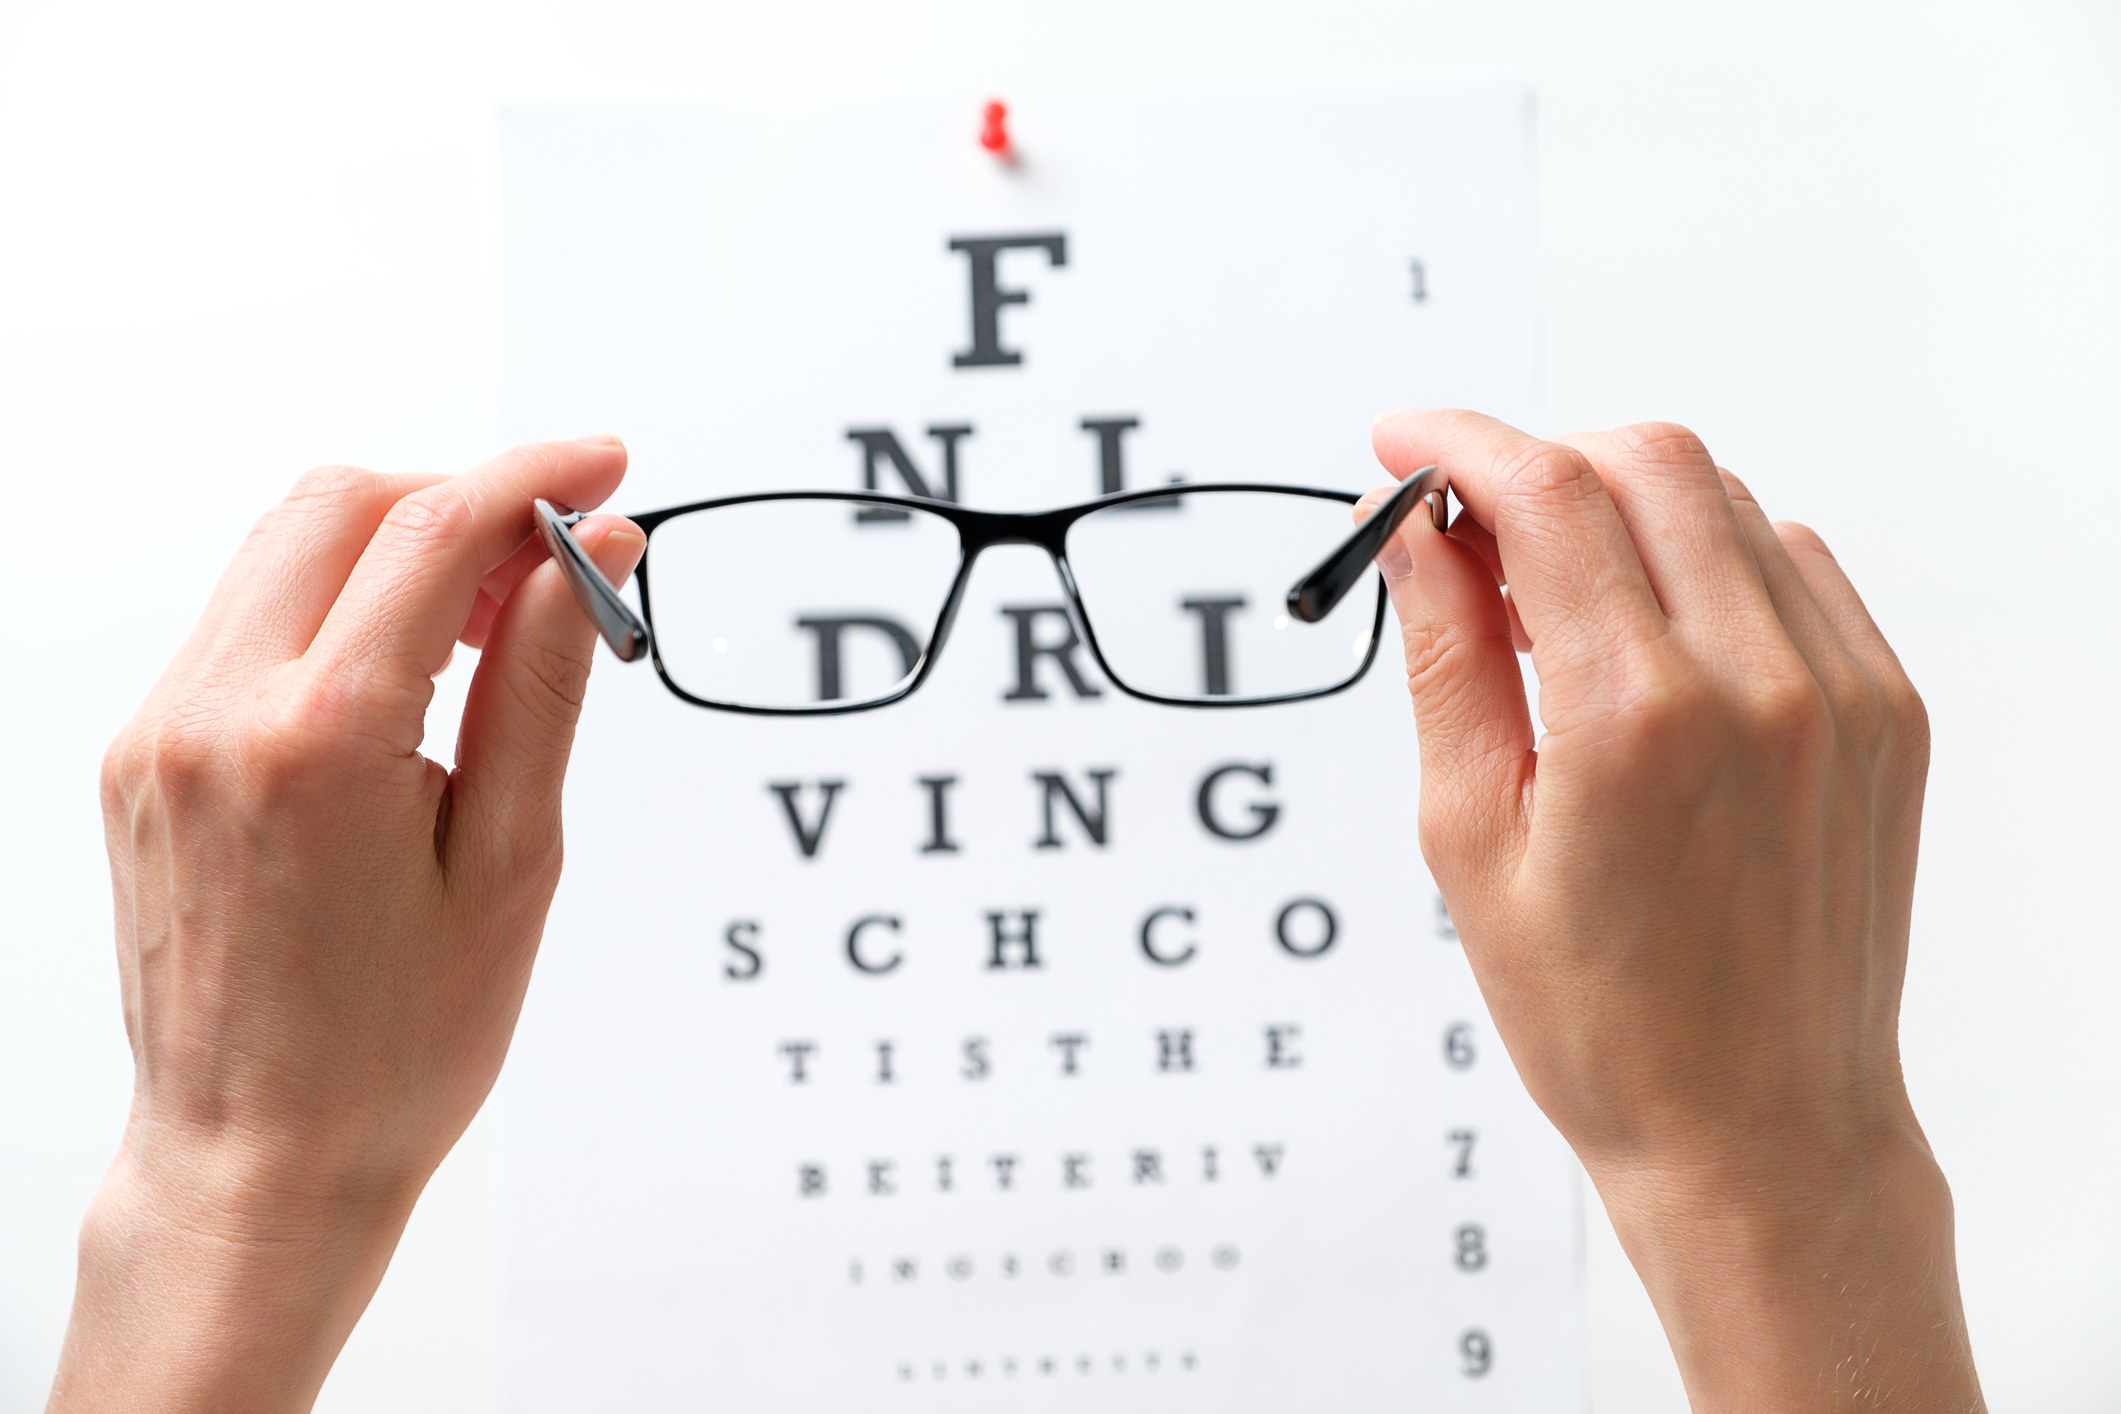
533, 498, 651, 663
1283, 465, 1449, 624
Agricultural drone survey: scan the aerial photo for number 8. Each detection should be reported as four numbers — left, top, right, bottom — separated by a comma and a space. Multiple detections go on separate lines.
1455, 1223, 1488, 1271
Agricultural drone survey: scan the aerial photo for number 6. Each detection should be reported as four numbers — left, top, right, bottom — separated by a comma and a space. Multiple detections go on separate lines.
1444, 1022, 1475, 1069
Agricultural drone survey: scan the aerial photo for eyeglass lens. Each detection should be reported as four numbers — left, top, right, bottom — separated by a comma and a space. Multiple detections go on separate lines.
1066, 489, 1379, 702
640, 490, 1379, 710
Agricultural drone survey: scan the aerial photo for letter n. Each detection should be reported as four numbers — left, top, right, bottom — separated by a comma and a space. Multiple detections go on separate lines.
846, 425, 972, 521
1032, 769, 1115, 849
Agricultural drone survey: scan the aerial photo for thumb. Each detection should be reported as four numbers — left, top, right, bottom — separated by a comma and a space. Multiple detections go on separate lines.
447, 515, 647, 891
1368, 487, 1537, 888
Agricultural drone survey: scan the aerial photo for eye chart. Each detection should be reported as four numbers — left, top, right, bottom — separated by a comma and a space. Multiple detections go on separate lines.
498, 91, 1579, 1411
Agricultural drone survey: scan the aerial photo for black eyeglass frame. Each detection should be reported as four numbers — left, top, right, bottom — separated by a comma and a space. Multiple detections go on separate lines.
533, 467, 1449, 716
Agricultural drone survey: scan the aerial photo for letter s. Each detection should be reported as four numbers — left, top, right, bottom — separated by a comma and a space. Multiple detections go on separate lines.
724, 920, 763, 980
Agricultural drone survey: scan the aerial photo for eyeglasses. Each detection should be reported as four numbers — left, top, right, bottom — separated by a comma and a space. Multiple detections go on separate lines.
534, 468, 1447, 715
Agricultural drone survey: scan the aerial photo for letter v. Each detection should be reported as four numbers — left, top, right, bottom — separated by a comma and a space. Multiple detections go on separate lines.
768, 780, 846, 859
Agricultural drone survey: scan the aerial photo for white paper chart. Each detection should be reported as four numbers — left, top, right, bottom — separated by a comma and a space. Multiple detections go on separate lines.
497, 91, 1580, 1411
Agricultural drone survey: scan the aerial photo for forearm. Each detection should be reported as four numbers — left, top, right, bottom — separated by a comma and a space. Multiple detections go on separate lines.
49, 1136, 415, 1414
1593, 1129, 1984, 1413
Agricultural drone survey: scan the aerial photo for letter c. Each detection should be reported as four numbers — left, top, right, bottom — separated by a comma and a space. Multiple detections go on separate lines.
1139, 906, 1198, 966
846, 915, 904, 975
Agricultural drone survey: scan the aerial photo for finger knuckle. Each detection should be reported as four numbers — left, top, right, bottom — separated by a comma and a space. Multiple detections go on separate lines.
1773, 519, 1833, 560
1494, 440, 1601, 508
1398, 616, 1495, 699
1607, 648, 1714, 749
141, 710, 229, 803
509, 443, 570, 481
1618, 657, 1834, 796
381, 484, 476, 547
1715, 467, 1760, 509
258, 657, 432, 767
1880, 671, 1931, 766
1824, 669, 1893, 753
510, 639, 593, 720
237, 664, 428, 800
1743, 667, 1835, 756
505, 829, 567, 897
99, 728, 150, 814
243, 681, 347, 781
1611, 420, 1713, 471
1821, 663, 1928, 771
288, 464, 383, 508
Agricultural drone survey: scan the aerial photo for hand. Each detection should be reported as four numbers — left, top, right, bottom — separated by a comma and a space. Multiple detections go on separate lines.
50, 439, 645, 1413
1367, 412, 1980, 1412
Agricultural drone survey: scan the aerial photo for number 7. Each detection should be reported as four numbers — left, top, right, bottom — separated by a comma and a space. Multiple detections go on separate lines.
1448, 1129, 1476, 1178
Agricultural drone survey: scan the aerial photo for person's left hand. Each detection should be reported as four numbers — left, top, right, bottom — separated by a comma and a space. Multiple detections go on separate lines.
50, 438, 642, 1414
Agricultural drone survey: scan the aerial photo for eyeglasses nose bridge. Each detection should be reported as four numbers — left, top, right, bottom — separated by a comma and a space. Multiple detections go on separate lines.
927, 511, 1096, 649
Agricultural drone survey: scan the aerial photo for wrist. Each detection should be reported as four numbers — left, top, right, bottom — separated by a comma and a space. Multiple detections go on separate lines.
1589, 1124, 1983, 1413
49, 1127, 420, 1413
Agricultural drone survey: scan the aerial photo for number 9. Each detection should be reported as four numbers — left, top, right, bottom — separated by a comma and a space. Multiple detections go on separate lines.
1460, 1328, 1492, 1378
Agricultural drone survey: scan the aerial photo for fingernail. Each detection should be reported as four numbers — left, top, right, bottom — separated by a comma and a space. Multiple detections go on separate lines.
595, 524, 648, 576
571, 432, 625, 448
1375, 526, 1416, 581
1372, 407, 1426, 427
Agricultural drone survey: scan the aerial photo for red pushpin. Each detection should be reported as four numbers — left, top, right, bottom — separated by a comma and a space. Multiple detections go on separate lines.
979, 99, 1018, 166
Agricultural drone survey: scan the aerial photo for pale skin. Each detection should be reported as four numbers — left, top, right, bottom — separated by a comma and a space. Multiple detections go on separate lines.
50, 413, 1982, 1412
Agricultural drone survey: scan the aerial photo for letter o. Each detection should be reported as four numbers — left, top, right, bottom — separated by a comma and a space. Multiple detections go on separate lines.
1274, 898, 1337, 958
846, 914, 904, 974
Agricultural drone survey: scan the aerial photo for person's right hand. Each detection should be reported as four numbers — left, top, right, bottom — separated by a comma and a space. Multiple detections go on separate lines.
1367, 411, 1982, 1412
50, 439, 643, 1414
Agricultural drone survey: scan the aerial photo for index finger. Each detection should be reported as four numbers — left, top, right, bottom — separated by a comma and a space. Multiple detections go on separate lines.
1371, 409, 1666, 677
305, 436, 629, 716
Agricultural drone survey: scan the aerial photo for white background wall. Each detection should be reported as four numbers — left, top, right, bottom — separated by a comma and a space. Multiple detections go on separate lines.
1, 2, 2115, 1410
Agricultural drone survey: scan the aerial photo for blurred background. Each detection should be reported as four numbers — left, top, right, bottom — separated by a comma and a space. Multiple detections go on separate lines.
1, 2, 2115, 1410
